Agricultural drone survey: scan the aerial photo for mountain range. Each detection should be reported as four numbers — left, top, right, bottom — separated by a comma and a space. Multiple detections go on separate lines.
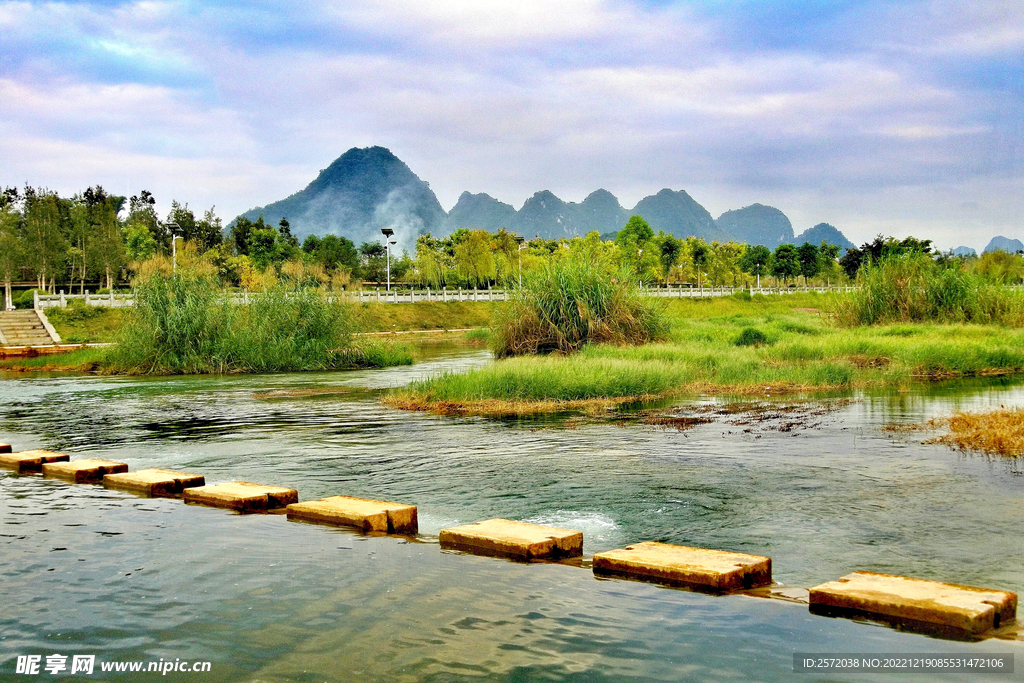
239, 146, 854, 250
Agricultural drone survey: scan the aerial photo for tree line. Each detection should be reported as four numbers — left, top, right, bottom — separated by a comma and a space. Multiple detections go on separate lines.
5, 183, 1018, 310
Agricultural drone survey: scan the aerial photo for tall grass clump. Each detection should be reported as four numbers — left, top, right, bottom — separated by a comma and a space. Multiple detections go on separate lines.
833, 254, 1024, 326
105, 269, 410, 375
490, 255, 668, 357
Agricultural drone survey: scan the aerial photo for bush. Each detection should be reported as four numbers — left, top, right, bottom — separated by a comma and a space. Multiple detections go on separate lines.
833, 254, 1024, 326
734, 327, 769, 346
104, 269, 410, 374
490, 255, 668, 357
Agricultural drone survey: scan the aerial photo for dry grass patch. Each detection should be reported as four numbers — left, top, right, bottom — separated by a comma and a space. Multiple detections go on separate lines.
381, 394, 659, 417
925, 408, 1024, 456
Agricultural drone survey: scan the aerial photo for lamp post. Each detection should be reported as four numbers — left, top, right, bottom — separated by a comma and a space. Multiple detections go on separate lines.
513, 235, 526, 288
166, 222, 181, 272
381, 228, 395, 291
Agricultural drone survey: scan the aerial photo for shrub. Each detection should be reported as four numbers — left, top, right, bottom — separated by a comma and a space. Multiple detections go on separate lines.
490, 255, 668, 357
833, 254, 1024, 326
734, 327, 769, 346
104, 269, 410, 374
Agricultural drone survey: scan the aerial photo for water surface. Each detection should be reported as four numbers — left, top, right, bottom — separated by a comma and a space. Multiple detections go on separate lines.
2, 347, 1023, 681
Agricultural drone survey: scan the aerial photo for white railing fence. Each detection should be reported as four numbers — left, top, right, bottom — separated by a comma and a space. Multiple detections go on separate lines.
34, 285, 857, 309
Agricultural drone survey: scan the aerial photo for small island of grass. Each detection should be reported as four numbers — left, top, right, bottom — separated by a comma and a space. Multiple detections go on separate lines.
386, 254, 1024, 416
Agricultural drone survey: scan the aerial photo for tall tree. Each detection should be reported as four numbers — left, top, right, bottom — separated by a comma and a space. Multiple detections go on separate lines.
739, 244, 771, 288
0, 191, 22, 309
22, 187, 69, 292
796, 242, 820, 285
770, 244, 801, 284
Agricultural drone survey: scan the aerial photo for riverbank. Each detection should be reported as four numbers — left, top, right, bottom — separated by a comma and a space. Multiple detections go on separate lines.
387, 293, 1024, 415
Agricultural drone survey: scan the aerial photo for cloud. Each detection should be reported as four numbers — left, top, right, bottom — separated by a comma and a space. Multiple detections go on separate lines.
0, 0, 1022, 253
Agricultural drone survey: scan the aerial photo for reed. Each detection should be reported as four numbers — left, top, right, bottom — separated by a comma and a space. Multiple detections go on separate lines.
832, 254, 1024, 326
926, 408, 1024, 456
490, 255, 668, 357
104, 270, 411, 375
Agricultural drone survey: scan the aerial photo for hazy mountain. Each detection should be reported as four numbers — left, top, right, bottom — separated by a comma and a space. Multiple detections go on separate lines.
578, 189, 630, 235
237, 146, 445, 249
632, 189, 726, 241
951, 245, 977, 257
715, 204, 794, 249
983, 236, 1024, 254
444, 192, 516, 233
509, 189, 630, 240
794, 223, 856, 251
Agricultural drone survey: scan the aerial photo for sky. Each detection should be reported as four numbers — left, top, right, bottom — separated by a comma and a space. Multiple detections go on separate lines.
1, 0, 1022, 252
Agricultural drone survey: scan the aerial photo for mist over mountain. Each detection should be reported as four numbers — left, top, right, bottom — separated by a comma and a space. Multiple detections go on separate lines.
715, 204, 794, 249
236, 146, 858, 250
795, 223, 856, 251
983, 236, 1024, 254
238, 146, 445, 251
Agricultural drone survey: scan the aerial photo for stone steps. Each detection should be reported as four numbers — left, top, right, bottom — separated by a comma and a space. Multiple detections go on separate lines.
0, 310, 60, 346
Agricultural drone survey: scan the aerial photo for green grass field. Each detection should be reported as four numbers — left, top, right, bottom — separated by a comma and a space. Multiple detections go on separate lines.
387, 292, 1024, 414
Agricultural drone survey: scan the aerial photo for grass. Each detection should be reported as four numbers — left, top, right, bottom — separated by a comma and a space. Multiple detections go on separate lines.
491, 255, 668, 357
0, 347, 106, 373
352, 301, 496, 332
924, 408, 1024, 456
832, 254, 1024, 326
45, 304, 126, 343
103, 271, 411, 375
388, 292, 1024, 415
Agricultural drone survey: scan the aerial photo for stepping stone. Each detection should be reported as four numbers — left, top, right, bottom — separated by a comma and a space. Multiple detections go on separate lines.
592, 541, 772, 592
0, 449, 70, 473
183, 481, 298, 513
287, 495, 418, 534
0, 442, 11, 454
42, 458, 128, 484
439, 518, 583, 560
103, 468, 206, 497
809, 571, 1017, 635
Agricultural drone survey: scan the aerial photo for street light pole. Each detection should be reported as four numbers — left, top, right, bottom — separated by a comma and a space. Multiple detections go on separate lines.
380, 228, 395, 291
513, 235, 525, 288
166, 222, 181, 272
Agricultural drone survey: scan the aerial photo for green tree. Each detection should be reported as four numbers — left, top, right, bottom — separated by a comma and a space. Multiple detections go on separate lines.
654, 233, 682, 280
22, 187, 69, 292
689, 238, 710, 287
125, 223, 158, 263
797, 242, 820, 285
739, 244, 771, 288
249, 227, 281, 272
770, 244, 801, 283
0, 192, 22, 309
360, 242, 387, 284
454, 229, 496, 288
85, 186, 125, 290
128, 190, 164, 250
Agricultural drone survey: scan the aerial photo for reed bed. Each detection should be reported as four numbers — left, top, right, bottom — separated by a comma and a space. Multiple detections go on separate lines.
490, 256, 668, 357
832, 254, 1024, 326
104, 271, 411, 375
925, 409, 1024, 456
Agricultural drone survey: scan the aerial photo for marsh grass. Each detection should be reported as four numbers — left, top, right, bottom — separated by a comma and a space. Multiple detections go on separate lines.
491, 256, 668, 357
925, 408, 1024, 456
0, 347, 106, 372
390, 295, 1024, 413
104, 271, 411, 375
832, 254, 1024, 326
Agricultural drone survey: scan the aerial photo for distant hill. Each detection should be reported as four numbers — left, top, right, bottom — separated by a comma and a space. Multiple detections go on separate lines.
235, 146, 852, 250
715, 204, 794, 249
444, 192, 516, 233
951, 245, 977, 257
983, 236, 1024, 254
509, 189, 630, 240
632, 189, 727, 241
794, 223, 856, 251
237, 146, 445, 248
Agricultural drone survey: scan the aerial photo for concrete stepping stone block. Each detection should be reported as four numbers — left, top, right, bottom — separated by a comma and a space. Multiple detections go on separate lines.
0, 442, 11, 454
103, 468, 206, 497
592, 541, 772, 592
287, 495, 418, 533
183, 481, 298, 513
439, 518, 583, 560
0, 449, 70, 473
42, 458, 128, 484
809, 571, 1017, 635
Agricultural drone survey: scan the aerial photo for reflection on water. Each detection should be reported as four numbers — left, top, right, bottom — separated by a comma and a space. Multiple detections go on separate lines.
2, 348, 1024, 681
